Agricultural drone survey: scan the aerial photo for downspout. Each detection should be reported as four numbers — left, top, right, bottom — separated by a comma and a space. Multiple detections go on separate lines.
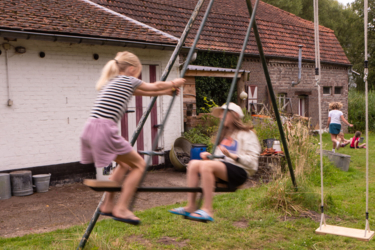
291, 45, 303, 87
3, 43, 12, 106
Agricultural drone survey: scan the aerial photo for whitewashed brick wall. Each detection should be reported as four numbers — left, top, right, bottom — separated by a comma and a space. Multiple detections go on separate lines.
0, 38, 182, 171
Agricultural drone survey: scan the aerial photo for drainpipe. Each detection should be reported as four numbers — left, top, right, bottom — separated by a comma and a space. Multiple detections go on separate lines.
3, 43, 12, 106
292, 45, 303, 87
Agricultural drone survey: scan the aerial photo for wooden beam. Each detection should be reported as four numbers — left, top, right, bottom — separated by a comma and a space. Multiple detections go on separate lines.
185, 70, 243, 78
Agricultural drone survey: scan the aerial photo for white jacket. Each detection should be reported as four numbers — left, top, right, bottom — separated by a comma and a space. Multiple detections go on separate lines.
214, 130, 261, 176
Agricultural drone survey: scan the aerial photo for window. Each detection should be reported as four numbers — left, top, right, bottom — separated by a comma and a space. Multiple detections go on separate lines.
323, 87, 331, 95
334, 87, 343, 95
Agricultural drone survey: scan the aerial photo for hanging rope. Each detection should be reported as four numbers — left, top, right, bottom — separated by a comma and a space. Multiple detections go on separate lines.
314, 0, 326, 230
364, 0, 370, 237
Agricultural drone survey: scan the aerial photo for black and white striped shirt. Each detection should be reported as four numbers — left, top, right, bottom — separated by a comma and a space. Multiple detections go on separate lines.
91, 75, 142, 123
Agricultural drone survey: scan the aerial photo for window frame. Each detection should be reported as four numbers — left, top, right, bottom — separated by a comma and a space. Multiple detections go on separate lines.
334, 86, 343, 95
323, 87, 331, 95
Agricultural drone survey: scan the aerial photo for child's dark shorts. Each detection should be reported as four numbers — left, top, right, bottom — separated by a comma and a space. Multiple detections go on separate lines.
217, 162, 248, 191
329, 123, 341, 135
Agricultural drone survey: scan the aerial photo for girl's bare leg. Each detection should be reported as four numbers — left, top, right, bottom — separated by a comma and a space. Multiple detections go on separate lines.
331, 134, 338, 150
100, 162, 130, 213
182, 160, 202, 212
111, 150, 146, 220
359, 143, 367, 148
191, 161, 227, 218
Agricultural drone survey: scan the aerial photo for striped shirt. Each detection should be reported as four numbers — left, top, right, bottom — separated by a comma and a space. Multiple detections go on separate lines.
91, 75, 142, 123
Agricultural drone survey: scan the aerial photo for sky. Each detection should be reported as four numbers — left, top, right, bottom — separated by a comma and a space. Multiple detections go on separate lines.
337, 0, 354, 6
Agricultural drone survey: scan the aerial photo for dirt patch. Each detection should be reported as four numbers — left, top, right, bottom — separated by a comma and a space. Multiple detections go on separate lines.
279, 210, 326, 222
157, 236, 190, 247
233, 219, 248, 228
0, 168, 263, 238
125, 235, 152, 247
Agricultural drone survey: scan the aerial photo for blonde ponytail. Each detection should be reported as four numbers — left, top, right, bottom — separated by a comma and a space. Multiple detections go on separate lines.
96, 51, 142, 91
96, 60, 119, 90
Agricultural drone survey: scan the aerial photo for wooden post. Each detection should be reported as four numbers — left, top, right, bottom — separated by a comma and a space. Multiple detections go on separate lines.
237, 74, 246, 108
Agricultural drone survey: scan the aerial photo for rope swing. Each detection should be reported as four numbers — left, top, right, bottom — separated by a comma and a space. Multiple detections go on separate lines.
315, 0, 374, 240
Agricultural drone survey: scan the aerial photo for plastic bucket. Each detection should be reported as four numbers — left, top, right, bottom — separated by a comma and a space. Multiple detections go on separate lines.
0, 173, 11, 200
32, 174, 51, 193
170, 137, 192, 171
190, 144, 208, 160
263, 139, 276, 149
10, 170, 33, 196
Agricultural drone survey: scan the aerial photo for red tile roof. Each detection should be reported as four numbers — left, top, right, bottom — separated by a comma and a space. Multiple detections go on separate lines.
0, 0, 178, 45
93, 0, 350, 65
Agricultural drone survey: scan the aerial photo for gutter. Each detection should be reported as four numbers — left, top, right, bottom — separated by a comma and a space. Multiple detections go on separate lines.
0, 29, 188, 51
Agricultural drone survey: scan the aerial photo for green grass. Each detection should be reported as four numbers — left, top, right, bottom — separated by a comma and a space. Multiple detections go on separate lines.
1, 134, 375, 249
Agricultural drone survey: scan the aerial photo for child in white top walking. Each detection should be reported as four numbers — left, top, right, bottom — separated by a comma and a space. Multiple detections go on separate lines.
80, 51, 185, 225
326, 102, 353, 152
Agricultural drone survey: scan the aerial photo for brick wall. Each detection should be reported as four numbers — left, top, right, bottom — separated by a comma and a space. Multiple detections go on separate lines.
243, 56, 349, 129
0, 37, 181, 171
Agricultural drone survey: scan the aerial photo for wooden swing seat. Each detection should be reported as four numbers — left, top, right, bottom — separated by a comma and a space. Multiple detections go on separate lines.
315, 225, 375, 241
83, 179, 237, 193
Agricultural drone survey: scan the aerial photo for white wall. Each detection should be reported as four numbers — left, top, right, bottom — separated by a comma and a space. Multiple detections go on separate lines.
0, 38, 182, 171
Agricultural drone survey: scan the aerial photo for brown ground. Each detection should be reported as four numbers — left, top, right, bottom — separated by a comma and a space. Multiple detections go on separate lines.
0, 168, 260, 238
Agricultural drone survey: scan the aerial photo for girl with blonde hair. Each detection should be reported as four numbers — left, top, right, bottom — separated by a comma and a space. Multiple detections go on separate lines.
169, 103, 261, 222
326, 102, 353, 152
80, 51, 185, 225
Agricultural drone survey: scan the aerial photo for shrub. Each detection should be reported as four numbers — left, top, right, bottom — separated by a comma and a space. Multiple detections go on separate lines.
348, 90, 375, 133
261, 120, 321, 214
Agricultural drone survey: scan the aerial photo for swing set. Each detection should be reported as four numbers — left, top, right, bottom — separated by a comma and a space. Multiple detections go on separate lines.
79, 0, 372, 248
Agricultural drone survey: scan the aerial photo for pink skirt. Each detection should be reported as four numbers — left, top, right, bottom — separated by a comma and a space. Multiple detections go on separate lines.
80, 118, 133, 168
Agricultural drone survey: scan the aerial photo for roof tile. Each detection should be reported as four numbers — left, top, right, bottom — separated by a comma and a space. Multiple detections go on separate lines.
0, 0, 178, 45
92, 0, 350, 65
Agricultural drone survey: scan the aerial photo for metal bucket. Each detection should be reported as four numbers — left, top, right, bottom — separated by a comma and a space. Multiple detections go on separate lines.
170, 137, 192, 171
10, 170, 33, 196
33, 174, 51, 193
0, 173, 11, 200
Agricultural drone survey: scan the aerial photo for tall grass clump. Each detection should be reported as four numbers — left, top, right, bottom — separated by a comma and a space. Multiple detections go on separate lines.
261, 120, 321, 215
348, 90, 375, 132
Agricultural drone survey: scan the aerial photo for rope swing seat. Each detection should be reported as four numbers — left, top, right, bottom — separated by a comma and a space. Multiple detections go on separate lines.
313, 0, 374, 241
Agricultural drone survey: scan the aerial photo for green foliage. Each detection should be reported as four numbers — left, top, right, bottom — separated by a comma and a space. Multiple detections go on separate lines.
184, 127, 213, 152
192, 51, 239, 114
199, 96, 218, 113
253, 118, 280, 143
183, 115, 220, 152
348, 90, 375, 132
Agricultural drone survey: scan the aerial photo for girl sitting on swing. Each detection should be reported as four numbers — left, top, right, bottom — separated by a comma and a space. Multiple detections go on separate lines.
169, 102, 261, 222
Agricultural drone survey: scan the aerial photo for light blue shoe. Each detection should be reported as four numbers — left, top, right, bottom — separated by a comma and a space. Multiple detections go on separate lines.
168, 207, 190, 216
187, 209, 214, 222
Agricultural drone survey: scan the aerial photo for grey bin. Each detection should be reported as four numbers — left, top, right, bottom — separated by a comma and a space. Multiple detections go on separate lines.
10, 170, 33, 196
0, 173, 12, 200
322, 150, 351, 171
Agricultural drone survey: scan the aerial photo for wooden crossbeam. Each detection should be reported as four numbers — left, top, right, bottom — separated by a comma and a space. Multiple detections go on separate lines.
315, 225, 375, 241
